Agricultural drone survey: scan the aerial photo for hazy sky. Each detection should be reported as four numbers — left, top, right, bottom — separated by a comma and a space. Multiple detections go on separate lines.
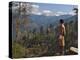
28, 2, 78, 16
32, 2, 78, 13
12, 2, 78, 16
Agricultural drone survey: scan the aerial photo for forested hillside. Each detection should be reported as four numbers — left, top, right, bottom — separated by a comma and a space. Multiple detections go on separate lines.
12, 15, 78, 58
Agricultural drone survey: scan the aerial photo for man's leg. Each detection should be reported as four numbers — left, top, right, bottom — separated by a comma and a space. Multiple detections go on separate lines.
60, 46, 64, 55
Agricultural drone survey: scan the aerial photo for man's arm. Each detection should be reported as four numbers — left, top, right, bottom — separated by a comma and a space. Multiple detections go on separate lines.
63, 25, 66, 35
62, 24, 66, 36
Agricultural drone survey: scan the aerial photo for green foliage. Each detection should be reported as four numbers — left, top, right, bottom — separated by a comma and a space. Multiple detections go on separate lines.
13, 13, 78, 57
12, 42, 25, 58
65, 20, 78, 48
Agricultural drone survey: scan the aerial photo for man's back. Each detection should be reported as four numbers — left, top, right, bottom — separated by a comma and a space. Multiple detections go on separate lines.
59, 24, 65, 36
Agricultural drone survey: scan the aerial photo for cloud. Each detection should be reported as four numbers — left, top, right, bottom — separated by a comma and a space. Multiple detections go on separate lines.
56, 11, 76, 16
30, 4, 42, 15
31, 12, 42, 15
43, 10, 52, 13
42, 10, 66, 16
68, 11, 76, 16
42, 10, 55, 16
57, 12, 67, 15
31, 4, 39, 8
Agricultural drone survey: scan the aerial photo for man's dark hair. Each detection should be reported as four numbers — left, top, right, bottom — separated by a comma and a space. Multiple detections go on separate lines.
60, 19, 64, 24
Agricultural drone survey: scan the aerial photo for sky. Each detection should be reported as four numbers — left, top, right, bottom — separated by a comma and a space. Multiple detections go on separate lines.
30, 2, 78, 16
12, 2, 78, 16
34, 3, 77, 12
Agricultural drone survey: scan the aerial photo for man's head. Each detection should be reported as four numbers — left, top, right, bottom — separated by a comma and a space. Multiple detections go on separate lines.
60, 19, 64, 24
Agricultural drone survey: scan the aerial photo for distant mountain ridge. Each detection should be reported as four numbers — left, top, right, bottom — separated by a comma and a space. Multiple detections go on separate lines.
12, 14, 77, 40
28, 14, 75, 26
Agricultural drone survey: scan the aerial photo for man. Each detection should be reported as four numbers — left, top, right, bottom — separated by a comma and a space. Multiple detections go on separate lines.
58, 19, 66, 55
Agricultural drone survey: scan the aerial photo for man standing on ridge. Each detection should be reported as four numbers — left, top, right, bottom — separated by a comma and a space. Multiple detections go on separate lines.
58, 19, 66, 55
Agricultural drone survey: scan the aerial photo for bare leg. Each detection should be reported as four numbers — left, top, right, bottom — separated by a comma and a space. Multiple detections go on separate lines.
59, 46, 64, 55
